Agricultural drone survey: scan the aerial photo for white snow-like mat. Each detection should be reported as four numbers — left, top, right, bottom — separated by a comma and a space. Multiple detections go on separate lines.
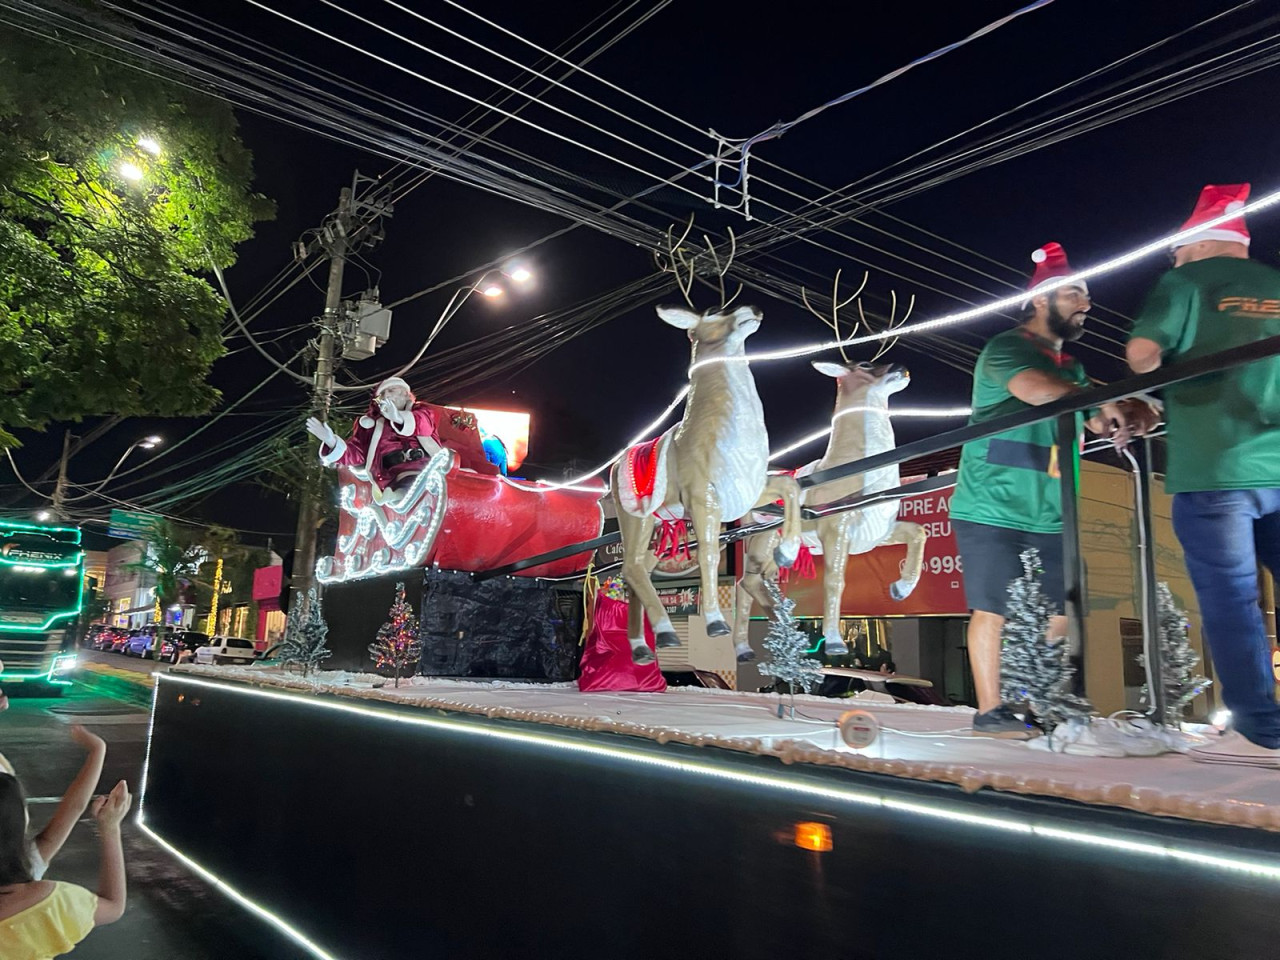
167, 664, 1280, 831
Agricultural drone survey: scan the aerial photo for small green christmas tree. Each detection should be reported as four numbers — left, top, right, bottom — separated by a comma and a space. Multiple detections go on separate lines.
368, 581, 422, 688
279, 588, 331, 678
758, 579, 824, 709
1138, 582, 1211, 726
1000, 549, 1093, 734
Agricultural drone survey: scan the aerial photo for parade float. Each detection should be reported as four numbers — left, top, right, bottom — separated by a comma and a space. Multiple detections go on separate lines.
136, 272, 1280, 958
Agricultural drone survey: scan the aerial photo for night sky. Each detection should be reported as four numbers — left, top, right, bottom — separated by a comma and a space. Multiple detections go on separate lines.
5, 0, 1278, 552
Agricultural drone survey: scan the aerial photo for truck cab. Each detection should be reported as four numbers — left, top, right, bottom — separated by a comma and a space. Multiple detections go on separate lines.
0, 520, 85, 694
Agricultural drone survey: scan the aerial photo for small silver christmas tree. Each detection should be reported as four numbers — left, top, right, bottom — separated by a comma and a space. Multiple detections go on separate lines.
1138, 582, 1210, 726
758, 580, 824, 707
1000, 549, 1093, 733
279, 588, 332, 678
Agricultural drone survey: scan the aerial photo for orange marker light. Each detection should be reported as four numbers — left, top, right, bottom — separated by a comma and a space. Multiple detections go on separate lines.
793, 821, 833, 853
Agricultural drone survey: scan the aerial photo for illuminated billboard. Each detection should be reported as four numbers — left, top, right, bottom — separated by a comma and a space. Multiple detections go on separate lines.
446, 407, 530, 472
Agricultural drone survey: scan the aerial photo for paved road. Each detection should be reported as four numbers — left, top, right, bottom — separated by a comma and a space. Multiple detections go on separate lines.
79, 646, 173, 675
3, 674, 309, 959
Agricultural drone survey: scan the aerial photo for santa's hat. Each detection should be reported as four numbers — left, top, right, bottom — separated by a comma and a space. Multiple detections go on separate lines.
1173, 183, 1251, 248
375, 376, 413, 396
1023, 242, 1087, 306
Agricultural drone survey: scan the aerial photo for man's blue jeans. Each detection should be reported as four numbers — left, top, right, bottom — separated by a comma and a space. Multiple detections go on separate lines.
1172, 488, 1280, 748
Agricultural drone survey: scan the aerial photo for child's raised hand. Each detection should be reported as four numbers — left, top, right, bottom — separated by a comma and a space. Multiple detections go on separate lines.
70, 724, 106, 753
90, 781, 132, 830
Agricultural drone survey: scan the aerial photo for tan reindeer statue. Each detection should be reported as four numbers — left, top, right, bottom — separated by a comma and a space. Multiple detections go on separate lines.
611, 224, 803, 665
733, 273, 928, 660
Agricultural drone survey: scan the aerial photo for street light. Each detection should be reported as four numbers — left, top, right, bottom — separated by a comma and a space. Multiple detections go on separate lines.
56, 435, 164, 513
118, 161, 144, 182
137, 136, 162, 156
36, 510, 51, 522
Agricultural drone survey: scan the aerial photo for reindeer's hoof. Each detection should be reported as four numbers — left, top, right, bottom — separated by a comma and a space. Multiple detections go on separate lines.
823, 637, 850, 656
735, 642, 756, 663
889, 578, 918, 602
655, 630, 681, 649
774, 542, 800, 570
704, 618, 731, 638
631, 645, 656, 665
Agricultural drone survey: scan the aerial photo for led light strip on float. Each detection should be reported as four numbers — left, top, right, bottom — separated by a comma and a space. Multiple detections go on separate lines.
135, 670, 1280, 955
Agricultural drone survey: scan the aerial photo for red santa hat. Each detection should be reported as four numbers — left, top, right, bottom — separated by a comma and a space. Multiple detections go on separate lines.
375, 376, 413, 397
1023, 242, 1087, 306
1173, 183, 1251, 248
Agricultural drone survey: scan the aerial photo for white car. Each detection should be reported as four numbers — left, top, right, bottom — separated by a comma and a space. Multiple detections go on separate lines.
194, 635, 258, 666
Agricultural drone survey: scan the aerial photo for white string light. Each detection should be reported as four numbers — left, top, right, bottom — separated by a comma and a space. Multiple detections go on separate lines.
767, 405, 972, 463
503, 384, 690, 492
692, 184, 1280, 373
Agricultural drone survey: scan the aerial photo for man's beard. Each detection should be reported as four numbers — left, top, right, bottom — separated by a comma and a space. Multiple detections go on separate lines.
1047, 301, 1085, 342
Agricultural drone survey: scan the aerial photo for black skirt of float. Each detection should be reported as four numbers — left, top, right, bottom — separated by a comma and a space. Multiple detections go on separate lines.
143, 675, 1280, 960
417, 567, 580, 681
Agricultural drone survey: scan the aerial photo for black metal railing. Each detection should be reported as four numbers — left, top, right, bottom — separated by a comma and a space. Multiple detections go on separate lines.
478, 333, 1280, 723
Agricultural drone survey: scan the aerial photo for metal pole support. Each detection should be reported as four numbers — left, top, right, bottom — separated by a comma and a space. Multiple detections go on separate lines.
1134, 437, 1169, 724
1058, 413, 1087, 696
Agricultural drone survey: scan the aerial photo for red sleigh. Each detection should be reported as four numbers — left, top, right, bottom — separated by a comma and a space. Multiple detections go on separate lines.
315, 405, 605, 584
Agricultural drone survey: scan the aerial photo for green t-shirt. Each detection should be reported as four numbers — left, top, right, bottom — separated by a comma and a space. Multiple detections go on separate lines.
1129, 256, 1280, 494
950, 327, 1088, 533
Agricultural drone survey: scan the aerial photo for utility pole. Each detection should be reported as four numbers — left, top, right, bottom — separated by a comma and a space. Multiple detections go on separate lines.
50, 429, 72, 520
290, 174, 393, 605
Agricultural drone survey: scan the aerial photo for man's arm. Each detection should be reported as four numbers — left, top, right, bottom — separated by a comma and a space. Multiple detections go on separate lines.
1127, 337, 1164, 374
1128, 269, 1194, 374
1007, 369, 1137, 441
35, 725, 106, 865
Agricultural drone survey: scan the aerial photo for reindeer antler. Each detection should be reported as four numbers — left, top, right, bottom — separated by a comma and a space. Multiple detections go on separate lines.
869, 289, 916, 362
654, 214, 698, 310
699, 227, 743, 311
801, 268, 868, 362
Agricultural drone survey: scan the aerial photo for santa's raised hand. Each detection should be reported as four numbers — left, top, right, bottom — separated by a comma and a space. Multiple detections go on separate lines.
305, 416, 336, 447
376, 395, 407, 425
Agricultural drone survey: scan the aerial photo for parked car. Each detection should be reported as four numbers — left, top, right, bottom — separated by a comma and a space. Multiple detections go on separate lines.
109, 630, 135, 654
91, 628, 125, 652
167, 631, 210, 664
194, 635, 257, 666
123, 632, 154, 657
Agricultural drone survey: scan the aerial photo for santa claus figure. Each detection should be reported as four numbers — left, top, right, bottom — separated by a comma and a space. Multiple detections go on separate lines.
306, 377, 442, 504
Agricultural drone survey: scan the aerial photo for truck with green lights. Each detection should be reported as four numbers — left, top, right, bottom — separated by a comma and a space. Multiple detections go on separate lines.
0, 520, 84, 693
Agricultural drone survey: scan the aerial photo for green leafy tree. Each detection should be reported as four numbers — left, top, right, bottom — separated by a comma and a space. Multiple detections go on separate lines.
0, 25, 273, 447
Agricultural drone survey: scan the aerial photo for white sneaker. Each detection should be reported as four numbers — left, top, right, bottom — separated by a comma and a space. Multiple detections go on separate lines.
1188, 730, 1280, 768
1027, 718, 1127, 758
1104, 711, 1172, 757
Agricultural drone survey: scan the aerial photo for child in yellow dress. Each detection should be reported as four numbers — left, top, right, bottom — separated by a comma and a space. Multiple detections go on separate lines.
0, 772, 130, 959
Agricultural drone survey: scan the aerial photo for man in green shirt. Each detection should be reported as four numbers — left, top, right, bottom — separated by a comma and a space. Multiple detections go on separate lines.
952, 243, 1156, 738
1128, 183, 1280, 768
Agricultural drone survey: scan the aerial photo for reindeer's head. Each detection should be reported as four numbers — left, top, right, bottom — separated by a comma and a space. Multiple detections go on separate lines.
812, 359, 910, 404
657, 304, 762, 357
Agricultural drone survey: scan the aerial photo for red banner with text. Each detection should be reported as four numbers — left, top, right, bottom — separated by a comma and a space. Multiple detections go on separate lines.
783, 479, 967, 618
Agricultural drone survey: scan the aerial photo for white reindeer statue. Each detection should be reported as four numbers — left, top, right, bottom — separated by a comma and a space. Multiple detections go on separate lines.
611, 226, 802, 665
733, 274, 928, 660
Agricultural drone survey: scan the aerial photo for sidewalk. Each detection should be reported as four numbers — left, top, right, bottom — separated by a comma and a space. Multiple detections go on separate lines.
73, 654, 161, 709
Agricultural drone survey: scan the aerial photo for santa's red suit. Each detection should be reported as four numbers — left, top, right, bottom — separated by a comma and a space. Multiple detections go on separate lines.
315, 376, 441, 496
320, 401, 438, 494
